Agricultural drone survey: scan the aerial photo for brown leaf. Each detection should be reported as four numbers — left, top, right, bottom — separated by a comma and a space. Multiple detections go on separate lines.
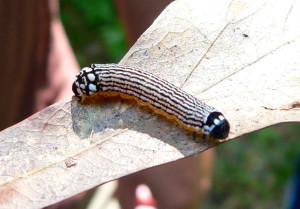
1, 0, 300, 208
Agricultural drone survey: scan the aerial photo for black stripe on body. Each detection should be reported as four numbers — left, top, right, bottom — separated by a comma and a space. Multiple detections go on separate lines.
72, 64, 230, 138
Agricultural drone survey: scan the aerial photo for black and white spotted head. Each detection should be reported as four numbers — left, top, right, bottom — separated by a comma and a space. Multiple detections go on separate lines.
72, 66, 99, 101
203, 112, 230, 139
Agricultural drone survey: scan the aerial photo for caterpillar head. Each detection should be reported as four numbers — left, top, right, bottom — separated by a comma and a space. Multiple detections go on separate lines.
72, 67, 98, 101
203, 112, 230, 139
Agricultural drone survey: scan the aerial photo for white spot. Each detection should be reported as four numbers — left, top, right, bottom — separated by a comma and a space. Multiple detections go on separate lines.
214, 119, 220, 125
80, 84, 85, 89
219, 115, 224, 120
75, 82, 79, 87
87, 73, 95, 81
82, 67, 92, 73
89, 91, 94, 95
211, 125, 215, 130
202, 124, 215, 135
203, 125, 210, 131
88, 83, 97, 91
76, 88, 83, 96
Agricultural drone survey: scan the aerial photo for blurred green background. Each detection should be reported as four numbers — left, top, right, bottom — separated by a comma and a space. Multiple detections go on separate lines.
208, 124, 300, 209
60, 1, 300, 208
60, 0, 127, 66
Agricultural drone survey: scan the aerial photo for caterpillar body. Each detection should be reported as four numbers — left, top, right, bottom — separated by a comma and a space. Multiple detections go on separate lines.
72, 64, 230, 139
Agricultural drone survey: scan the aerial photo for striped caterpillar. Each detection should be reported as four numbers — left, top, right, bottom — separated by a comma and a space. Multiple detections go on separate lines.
72, 64, 230, 139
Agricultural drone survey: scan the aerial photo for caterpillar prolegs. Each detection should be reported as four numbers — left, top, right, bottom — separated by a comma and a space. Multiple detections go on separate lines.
72, 64, 230, 139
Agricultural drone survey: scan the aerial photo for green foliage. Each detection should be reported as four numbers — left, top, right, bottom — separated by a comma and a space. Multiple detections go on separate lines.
208, 124, 300, 208
60, 0, 127, 67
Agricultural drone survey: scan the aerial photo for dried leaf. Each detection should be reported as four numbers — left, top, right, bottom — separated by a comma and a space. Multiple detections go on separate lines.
1, 0, 300, 208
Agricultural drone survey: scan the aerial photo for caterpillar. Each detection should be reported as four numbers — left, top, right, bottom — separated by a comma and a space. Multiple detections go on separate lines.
72, 64, 230, 139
